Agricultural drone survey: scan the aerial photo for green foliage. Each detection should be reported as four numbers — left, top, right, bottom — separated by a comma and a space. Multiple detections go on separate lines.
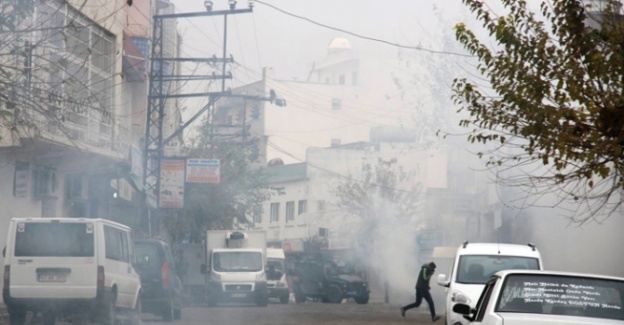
454, 0, 624, 221
162, 138, 273, 244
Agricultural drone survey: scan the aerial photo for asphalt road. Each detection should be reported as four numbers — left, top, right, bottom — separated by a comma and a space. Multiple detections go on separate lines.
2, 301, 441, 325
140, 301, 441, 325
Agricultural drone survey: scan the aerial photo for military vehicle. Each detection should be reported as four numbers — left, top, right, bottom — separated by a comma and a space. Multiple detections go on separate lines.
291, 260, 369, 304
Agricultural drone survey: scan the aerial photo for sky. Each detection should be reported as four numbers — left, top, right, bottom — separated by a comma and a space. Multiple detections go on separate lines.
168, 0, 474, 85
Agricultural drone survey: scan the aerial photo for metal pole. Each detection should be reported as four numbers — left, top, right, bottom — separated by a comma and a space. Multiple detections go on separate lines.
242, 99, 247, 142
221, 14, 228, 92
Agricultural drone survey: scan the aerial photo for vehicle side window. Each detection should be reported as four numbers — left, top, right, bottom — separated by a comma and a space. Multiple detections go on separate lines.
104, 226, 129, 262
474, 277, 497, 321
120, 231, 130, 263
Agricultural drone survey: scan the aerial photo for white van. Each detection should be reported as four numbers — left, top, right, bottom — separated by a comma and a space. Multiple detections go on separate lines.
436, 242, 544, 325
266, 248, 289, 304
2, 218, 142, 325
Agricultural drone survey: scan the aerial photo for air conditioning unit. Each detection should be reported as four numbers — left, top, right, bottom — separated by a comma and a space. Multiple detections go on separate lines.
226, 231, 247, 248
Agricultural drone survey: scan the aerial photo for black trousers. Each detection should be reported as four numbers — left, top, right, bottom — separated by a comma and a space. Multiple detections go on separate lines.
402, 288, 436, 318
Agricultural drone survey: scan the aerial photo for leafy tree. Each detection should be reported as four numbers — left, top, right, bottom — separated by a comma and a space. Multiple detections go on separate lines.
161, 126, 274, 244
453, 0, 624, 222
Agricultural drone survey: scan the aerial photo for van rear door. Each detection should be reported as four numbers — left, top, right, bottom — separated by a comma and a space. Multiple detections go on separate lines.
8, 220, 98, 299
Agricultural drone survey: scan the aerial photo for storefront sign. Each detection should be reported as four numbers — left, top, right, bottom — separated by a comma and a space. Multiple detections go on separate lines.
186, 158, 220, 183
159, 159, 185, 208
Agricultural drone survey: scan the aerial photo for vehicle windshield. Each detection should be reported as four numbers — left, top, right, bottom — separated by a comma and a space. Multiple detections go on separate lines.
266, 258, 285, 280
456, 255, 540, 284
213, 251, 263, 272
497, 274, 624, 321
14, 222, 94, 257
134, 243, 162, 269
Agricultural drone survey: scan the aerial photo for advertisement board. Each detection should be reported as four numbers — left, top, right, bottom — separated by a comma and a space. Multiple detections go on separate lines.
186, 158, 220, 183
159, 159, 186, 208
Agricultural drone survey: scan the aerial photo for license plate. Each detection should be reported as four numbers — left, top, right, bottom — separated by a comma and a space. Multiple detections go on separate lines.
232, 293, 247, 298
38, 274, 66, 283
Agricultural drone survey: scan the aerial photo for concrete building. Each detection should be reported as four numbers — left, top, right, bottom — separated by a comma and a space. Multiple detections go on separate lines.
214, 37, 414, 167
0, 0, 184, 293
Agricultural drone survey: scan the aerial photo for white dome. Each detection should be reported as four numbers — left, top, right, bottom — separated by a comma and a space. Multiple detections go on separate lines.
328, 37, 351, 50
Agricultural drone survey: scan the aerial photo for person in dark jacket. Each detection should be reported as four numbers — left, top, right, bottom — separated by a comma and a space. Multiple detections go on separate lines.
400, 261, 441, 322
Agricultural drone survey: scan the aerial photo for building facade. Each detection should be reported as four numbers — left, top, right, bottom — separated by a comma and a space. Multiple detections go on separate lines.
0, 0, 184, 293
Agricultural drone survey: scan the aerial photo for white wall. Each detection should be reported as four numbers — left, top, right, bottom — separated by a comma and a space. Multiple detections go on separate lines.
255, 178, 311, 240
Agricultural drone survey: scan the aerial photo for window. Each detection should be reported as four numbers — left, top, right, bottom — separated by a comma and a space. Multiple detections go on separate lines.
339, 74, 345, 85
496, 274, 624, 321
14, 222, 94, 257
285, 201, 295, 222
37, 1, 115, 143
213, 251, 263, 272
66, 173, 86, 200
105, 226, 129, 262
270, 202, 280, 223
252, 205, 262, 224
331, 98, 342, 110
298, 200, 307, 215
33, 167, 57, 198
457, 255, 540, 284
317, 200, 326, 212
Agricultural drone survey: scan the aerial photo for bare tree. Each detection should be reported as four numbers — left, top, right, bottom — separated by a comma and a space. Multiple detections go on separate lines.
332, 158, 422, 252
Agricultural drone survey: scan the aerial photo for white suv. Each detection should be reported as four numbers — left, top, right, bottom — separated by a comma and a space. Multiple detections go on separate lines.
436, 242, 544, 325
2, 218, 142, 325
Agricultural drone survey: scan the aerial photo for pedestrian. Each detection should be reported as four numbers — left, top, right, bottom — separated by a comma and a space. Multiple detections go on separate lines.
400, 261, 441, 322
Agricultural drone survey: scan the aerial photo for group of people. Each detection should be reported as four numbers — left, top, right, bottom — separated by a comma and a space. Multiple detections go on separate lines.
400, 261, 441, 323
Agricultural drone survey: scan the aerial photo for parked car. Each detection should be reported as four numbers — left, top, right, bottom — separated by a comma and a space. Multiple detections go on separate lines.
2, 218, 141, 325
266, 248, 289, 304
134, 239, 183, 322
292, 260, 369, 304
453, 269, 624, 324
437, 242, 544, 325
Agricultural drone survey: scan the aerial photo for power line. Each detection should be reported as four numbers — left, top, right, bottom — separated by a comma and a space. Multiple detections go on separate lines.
255, 0, 474, 58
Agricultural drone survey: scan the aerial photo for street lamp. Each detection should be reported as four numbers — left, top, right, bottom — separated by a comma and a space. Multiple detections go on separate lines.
228, 0, 237, 10
204, 0, 213, 12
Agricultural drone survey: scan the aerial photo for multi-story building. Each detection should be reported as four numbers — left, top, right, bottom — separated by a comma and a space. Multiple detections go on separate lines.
0, 0, 184, 279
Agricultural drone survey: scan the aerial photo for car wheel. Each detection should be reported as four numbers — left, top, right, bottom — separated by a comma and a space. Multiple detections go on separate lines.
42, 311, 55, 325
326, 285, 343, 304
99, 295, 117, 325
9, 310, 26, 325
162, 297, 174, 322
354, 293, 369, 304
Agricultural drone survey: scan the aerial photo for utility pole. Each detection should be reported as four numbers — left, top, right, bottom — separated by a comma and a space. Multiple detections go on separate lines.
142, 2, 253, 238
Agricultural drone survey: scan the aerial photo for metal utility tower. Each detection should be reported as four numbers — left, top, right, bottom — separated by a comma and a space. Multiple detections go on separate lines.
142, 4, 253, 232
